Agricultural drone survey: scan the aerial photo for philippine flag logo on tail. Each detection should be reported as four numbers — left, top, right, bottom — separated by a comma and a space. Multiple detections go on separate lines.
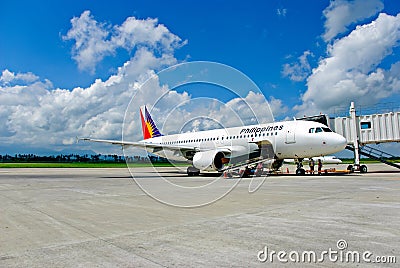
140, 106, 162, 140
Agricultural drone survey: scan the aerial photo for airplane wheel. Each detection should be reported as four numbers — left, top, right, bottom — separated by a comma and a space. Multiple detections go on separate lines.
187, 166, 200, 176
296, 168, 305, 176
360, 165, 368, 173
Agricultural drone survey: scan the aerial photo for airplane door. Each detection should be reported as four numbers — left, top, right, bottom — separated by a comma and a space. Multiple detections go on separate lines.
285, 124, 296, 144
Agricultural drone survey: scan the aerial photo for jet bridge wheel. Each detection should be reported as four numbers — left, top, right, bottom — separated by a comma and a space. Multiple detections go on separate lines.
187, 166, 200, 176
360, 165, 368, 173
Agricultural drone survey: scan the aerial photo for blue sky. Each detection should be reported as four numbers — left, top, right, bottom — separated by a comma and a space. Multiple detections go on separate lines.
1, 0, 400, 155
1, 0, 325, 92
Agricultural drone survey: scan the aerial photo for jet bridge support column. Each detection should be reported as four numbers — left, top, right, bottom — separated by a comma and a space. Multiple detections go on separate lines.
348, 102, 368, 173
350, 102, 360, 166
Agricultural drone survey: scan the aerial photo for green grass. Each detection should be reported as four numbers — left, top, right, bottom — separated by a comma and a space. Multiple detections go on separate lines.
340, 159, 400, 164
0, 162, 187, 168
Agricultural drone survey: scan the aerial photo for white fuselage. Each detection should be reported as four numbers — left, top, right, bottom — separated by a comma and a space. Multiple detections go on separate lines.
140, 120, 347, 163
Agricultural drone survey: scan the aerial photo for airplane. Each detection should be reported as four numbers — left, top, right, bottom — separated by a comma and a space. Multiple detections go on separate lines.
80, 106, 347, 176
284, 156, 342, 165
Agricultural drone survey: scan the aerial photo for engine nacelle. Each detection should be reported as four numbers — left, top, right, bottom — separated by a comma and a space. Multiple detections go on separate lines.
192, 150, 226, 171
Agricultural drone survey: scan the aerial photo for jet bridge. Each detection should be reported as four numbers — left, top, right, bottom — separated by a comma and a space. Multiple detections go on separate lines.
298, 102, 400, 172
329, 102, 400, 172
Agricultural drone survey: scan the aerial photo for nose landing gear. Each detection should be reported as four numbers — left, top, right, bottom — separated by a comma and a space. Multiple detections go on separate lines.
295, 158, 305, 175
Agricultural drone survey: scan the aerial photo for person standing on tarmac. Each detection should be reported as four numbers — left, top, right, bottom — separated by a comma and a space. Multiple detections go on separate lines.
317, 159, 323, 175
309, 158, 315, 174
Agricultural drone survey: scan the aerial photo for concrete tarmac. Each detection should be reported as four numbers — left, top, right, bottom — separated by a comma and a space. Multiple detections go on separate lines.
0, 164, 399, 267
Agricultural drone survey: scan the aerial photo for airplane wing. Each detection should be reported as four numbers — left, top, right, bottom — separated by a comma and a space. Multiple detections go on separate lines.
78, 137, 195, 151
78, 137, 235, 160
80, 138, 263, 155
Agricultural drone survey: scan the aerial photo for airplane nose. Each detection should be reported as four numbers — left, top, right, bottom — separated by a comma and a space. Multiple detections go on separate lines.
335, 134, 347, 150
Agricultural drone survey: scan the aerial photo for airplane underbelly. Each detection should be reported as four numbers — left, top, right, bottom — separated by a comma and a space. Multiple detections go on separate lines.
276, 143, 314, 159
151, 149, 188, 162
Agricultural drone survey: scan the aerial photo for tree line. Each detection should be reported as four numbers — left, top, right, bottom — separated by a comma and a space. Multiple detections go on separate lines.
0, 154, 169, 163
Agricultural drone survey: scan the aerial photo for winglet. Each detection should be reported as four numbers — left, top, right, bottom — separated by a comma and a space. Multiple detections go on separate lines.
140, 106, 162, 140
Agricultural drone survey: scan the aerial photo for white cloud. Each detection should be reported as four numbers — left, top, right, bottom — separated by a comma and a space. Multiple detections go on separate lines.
1, 55, 274, 155
1, 59, 274, 156
1, 10, 188, 154
323, 0, 384, 42
0, 48, 184, 154
296, 13, 400, 116
63, 10, 186, 73
0, 11, 289, 155
276, 8, 287, 17
282, 51, 313, 82
0, 69, 39, 85
267, 96, 289, 118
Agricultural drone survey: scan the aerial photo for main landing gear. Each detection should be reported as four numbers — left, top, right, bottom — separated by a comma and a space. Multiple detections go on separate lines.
295, 158, 306, 175
187, 166, 200, 176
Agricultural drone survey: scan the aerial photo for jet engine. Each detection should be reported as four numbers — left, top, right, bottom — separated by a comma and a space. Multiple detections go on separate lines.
192, 150, 227, 171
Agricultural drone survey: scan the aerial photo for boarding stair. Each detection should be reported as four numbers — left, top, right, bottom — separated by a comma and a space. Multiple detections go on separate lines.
346, 145, 400, 169
221, 157, 273, 178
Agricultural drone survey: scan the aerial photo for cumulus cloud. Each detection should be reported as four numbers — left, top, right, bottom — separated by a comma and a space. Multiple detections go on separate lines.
63, 10, 186, 73
282, 51, 313, 82
1, 10, 189, 154
0, 67, 276, 154
296, 13, 400, 115
322, 0, 384, 42
267, 96, 289, 118
0, 69, 40, 85
276, 8, 287, 17
0, 49, 185, 154
1, 11, 278, 154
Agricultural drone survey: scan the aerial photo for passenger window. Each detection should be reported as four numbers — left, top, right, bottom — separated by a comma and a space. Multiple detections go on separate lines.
361, 122, 371, 129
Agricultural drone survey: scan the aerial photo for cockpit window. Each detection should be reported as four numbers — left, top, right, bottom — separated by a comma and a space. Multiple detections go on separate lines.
310, 127, 333, 133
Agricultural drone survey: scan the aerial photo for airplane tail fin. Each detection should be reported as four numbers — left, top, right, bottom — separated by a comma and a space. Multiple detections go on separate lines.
140, 106, 162, 140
